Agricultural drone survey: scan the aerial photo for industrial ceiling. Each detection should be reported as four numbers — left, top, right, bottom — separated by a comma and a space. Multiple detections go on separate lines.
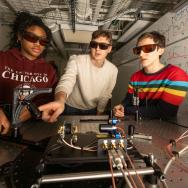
0, 0, 186, 60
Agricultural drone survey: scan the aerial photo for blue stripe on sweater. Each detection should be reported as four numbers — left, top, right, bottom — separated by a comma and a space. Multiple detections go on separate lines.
131, 79, 188, 87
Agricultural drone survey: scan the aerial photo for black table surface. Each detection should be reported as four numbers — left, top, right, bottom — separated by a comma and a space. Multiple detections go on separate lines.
0, 115, 188, 188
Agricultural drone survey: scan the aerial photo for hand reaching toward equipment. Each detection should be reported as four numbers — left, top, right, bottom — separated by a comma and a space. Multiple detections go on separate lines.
39, 101, 65, 123
113, 104, 125, 118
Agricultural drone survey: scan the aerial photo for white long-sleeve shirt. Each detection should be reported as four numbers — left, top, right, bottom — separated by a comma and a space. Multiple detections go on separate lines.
55, 54, 118, 112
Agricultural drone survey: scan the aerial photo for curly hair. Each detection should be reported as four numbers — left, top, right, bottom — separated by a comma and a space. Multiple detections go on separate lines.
9, 11, 52, 57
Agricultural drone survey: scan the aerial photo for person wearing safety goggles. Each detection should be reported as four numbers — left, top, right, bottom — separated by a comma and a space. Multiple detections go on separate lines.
0, 11, 58, 134
39, 30, 118, 122
113, 31, 188, 120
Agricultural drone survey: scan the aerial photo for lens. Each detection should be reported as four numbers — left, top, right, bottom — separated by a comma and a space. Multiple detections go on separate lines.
23, 32, 38, 43
90, 41, 110, 50
133, 44, 158, 55
98, 43, 110, 50
90, 41, 98, 49
39, 39, 49, 46
23, 32, 49, 46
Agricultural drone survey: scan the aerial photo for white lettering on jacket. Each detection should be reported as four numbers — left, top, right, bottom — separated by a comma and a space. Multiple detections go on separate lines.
2, 70, 48, 83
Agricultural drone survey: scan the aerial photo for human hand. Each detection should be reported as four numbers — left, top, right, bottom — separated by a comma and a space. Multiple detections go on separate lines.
38, 101, 65, 123
97, 111, 104, 115
113, 104, 125, 118
0, 108, 10, 134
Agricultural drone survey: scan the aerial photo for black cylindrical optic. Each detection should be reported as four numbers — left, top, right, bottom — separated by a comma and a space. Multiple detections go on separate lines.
128, 124, 135, 136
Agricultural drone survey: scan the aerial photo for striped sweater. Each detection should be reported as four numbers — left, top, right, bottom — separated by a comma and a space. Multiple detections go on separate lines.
122, 64, 188, 119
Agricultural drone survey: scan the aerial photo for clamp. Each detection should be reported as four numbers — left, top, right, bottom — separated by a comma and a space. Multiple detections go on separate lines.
12, 88, 52, 126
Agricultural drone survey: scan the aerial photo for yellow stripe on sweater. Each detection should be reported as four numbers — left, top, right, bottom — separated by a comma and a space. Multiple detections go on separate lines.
129, 86, 187, 97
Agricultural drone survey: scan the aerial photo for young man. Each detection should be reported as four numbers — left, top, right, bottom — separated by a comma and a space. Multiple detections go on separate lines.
113, 31, 188, 120
39, 30, 118, 122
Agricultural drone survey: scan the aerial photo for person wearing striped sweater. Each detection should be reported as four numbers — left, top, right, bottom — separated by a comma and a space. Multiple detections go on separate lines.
113, 31, 188, 120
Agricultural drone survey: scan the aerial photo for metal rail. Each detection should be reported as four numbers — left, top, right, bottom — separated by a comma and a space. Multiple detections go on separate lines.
38, 167, 154, 184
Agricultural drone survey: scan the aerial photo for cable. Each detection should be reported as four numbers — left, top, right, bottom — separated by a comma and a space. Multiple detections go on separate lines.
119, 166, 134, 188
176, 129, 188, 142
125, 151, 145, 188
82, 138, 98, 148
70, 138, 97, 150
46, 144, 63, 153
116, 126, 126, 138
164, 143, 188, 174
116, 149, 137, 188
109, 149, 139, 188
60, 135, 97, 152
108, 151, 117, 188
161, 179, 169, 188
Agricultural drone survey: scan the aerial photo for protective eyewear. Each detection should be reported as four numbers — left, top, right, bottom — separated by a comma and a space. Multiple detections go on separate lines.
90, 41, 111, 50
133, 44, 158, 55
22, 31, 49, 46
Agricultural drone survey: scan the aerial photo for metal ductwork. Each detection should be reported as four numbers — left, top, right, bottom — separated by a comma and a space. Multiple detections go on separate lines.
44, 21, 68, 60
92, 0, 103, 22
1, 0, 183, 58
117, 20, 151, 43
75, 0, 92, 20
102, 0, 132, 30
59, 0, 97, 44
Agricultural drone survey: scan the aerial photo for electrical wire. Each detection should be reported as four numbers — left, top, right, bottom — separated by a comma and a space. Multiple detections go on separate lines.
125, 151, 146, 188
82, 137, 98, 148
119, 166, 134, 188
161, 179, 169, 188
116, 149, 137, 188
164, 145, 188, 174
176, 129, 188, 142
116, 126, 126, 138
46, 144, 63, 153
70, 138, 97, 151
60, 135, 97, 152
108, 151, 117, 188
164, 131, 188, 175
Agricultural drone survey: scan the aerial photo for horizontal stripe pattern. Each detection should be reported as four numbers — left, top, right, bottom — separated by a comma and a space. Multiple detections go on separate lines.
128, 64, 188, 106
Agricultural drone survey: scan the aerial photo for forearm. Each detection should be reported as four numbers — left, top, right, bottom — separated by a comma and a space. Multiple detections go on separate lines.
97, 98, 109, 113
55, 91, 67, 104
0, 107, 10, 134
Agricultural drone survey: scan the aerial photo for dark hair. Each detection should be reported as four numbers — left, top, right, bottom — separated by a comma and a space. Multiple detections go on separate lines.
137, 31, 165, 48
9, 11, 52, 57
91, 30, 112, 44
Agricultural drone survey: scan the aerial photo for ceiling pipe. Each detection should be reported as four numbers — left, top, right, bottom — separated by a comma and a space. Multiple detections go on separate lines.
75, 0, 92, 20
92, 0, 103, 22
76, 8, 137, 26
43, 9, 70, 22
70, 0, 76, 32
44, 21, 68, 60
42, 8, 137, 27
102, 0, 132, 30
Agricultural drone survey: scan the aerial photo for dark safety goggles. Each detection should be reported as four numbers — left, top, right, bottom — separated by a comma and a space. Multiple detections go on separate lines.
22, 31, 49, 46
90, 41, 111, 50
133, 44, 158, 55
